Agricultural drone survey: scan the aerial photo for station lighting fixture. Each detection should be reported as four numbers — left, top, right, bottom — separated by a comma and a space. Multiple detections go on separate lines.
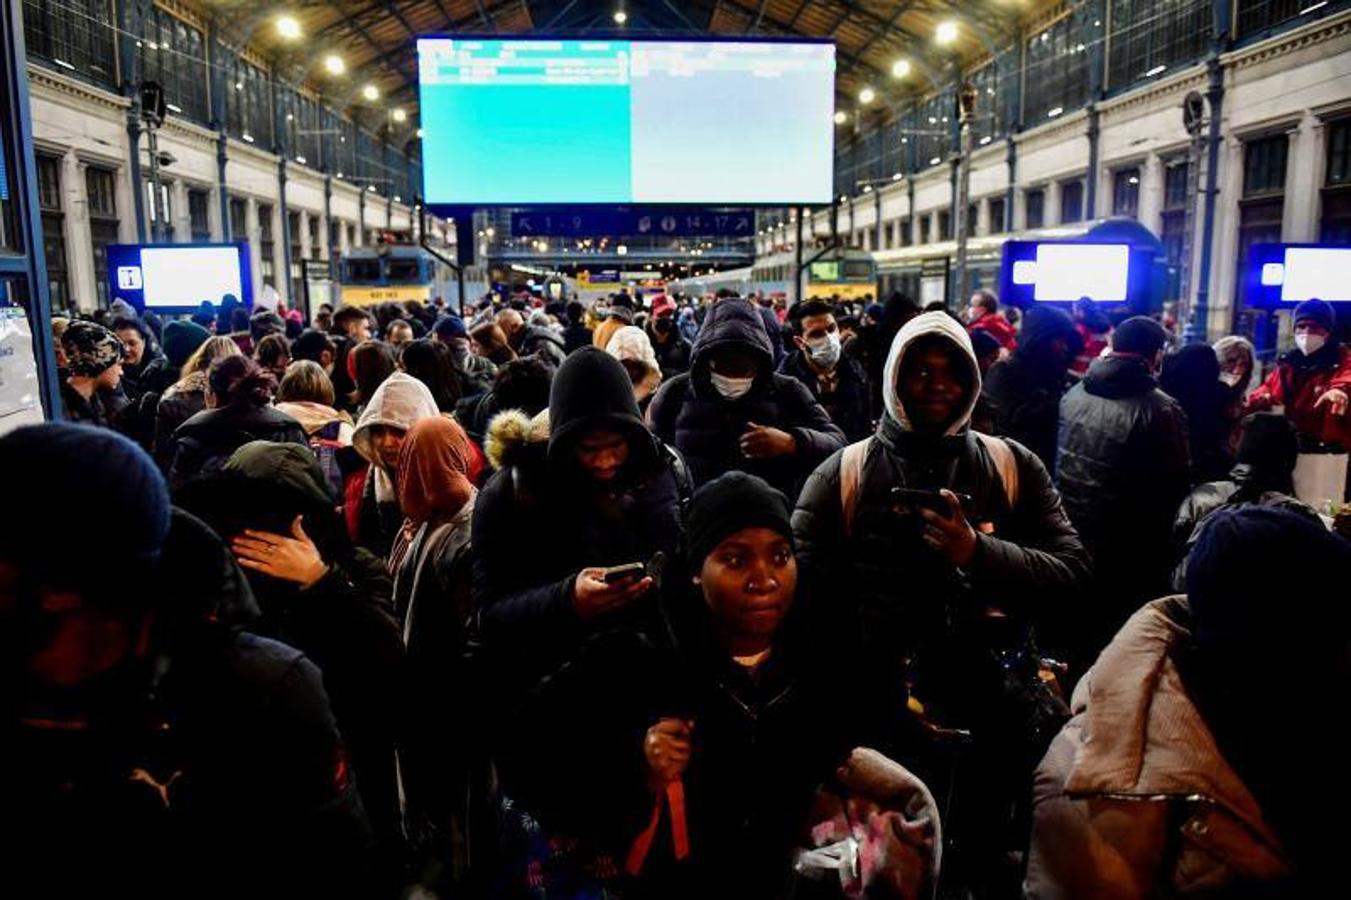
416, 128, 424, 139
859, 87, 875, 104
362, 84, 380, 101
833, 111, 847, 125
1047, 106, 1064, 118
275, 14, 302, 41
392, 108, 407, 123
324, 54, 346, 75
892, 172, 903, 181
614, 10, 628, 24
935, 20, 959, 45
617, 244, 628, 255
892, 59, 911, 79
1145, 64, 1167, 77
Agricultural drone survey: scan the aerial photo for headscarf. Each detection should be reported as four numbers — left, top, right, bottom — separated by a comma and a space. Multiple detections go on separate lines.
352, 372, 440, 502
390, 416, 475, 573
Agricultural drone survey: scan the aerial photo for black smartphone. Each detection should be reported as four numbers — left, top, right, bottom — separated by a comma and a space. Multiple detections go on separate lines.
890, 488, 974, 517
601, 562, 647, 584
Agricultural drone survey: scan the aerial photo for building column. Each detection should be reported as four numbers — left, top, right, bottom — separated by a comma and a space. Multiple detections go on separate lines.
1207, 136, 1245, 339
208, 184, 224, 241
245, 198, 262, 302
62, 151, 97, 312
1284, 112, 1322, 243
171, 179, 190, 242
1139, 153, 1165, 235
298, 209, 312, 261
976, 197, 990, 236
1046, 180, 1063, 225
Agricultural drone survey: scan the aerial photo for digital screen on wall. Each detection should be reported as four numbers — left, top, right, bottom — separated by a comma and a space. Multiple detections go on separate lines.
106, 243, 252, 313
417, 37, 836, 205
1002, 241, 1134, 304
1246, 243, 1351, 307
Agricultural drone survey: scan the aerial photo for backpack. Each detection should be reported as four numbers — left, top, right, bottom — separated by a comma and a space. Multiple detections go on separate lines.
308, 420, 347, 499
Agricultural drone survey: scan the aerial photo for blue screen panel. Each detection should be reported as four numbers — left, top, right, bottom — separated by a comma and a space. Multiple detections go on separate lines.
106, 242, 252, 313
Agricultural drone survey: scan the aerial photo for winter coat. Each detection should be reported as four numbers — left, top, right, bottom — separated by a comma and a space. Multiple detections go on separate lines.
1169, 463, 1322, 591
154, 374, 208, 468
60, 381, 114, 428
562, 322, 593, 355
1246, 340, 1351, 449
757, 303, 786, 368
592, 316, 627, 353
1056, 354, 1191, 623
650, 327, 692, 380
173, 442, 406, 869
7, 508, 373, 897
647, 300, 846, 498
778, 348, 873, 442
119, 348, 165, 402
1071, 322, 1110, 376
1026, 596, 1293, 899
968, 311, 1017, 351
793, 312, 1091, 684
518, 323, 566, 368
275, 400, 355, 444
981, 353, 1072, 472
137, 354, 180, 397
470, 348, 682, 704
166, 403, 308, 490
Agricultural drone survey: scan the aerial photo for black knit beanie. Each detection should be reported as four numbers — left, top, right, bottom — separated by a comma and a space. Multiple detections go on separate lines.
1111, 316, 1168, 358
685, 471, 793, 566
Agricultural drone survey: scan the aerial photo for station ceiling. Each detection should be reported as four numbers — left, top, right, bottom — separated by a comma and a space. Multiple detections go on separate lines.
203, 0, 1059, 117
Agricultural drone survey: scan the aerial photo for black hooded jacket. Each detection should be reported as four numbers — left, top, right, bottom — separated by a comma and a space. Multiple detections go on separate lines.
6, 509, 373, 897
167, 403, 308, 490
470, 348, 683, 699
647, 300, 846, 498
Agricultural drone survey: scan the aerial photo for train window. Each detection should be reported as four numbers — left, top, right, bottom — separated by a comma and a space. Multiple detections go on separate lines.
346, 258, 380, 281
844, 260, 874, 279
387, 258, 420, 281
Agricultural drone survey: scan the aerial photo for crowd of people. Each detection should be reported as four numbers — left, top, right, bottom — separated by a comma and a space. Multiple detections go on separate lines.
5, 281, 1350, 898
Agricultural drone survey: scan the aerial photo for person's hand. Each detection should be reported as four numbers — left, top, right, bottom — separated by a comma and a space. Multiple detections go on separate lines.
231, 516, 329, 588
644, 718, 693, 791
918, 490, 978, 568
1315, 387, 1349, 417
740, 422, 797, 459
573, 567, 654, 619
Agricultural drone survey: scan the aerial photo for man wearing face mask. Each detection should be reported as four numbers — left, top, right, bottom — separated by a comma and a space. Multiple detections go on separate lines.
779, 299, 871, 441
433, 314, 497, 396
1246, 298, 1351, 450
646, 294, 691, 378
648, 298, 845, 498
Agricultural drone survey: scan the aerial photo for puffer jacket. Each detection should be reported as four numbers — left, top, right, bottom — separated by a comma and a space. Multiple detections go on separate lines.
1026, 596, 1293, 899
166, 402, 308, 491
1246, 339, 1351, 450
778, 348, 873, 442
154, 373, 208, 467
1056, 354, 1191, 621
647, 299, 845, 498
793, 312, 1091, 678
518, 324, 566, 368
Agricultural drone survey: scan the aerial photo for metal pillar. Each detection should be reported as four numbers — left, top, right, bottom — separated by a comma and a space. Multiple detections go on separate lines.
207, 18, 229, 240
954, 84, 975, 308
116, 0, 146, 241
1189, 57, 1226, 343
146, 123, 163, 242
273, 73, 291, 303
794, 207, 805, 307
1005, 137, 1018, 232
1085, 105, 1101, 220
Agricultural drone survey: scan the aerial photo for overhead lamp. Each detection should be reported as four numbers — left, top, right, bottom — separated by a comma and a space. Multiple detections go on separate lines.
833, 110, 847, 125
892, 172, 903, 181
362, 84, 379, 101
936, 20, 959, 45
892, 59, 911, 79
859, 87, 875, 104
416, 128, 424, 139
392, 108, 407, 123
324, 54, 345, 75
613, 10, 628, 24
275, 14, 302, 41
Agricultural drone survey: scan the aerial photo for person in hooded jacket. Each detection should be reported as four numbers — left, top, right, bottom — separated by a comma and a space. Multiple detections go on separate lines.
1169, 413, 1321, 590
346, 371, 441, 558
980, 304, 1084, 472
0, 424, 373, 898
1027, 507, 1351, 899
1056, 316, 1191, 669
606, 324, 664, 413
647, 295, 692, 379
111, 315, 164, 406
174, 440, 405, 890
1245, 298, 1351, 450
792, 311, 1091, 895
166, 356, 307, 490
470, 348, 683, 725
778, 299, 872, 442
506, 473, 914, 899
153, 336, 243, 468
647, 298, 846, 499
1161, 342, 1234, 485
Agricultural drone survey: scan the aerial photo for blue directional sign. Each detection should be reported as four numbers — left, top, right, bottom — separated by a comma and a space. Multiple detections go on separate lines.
511, 208, 755, 237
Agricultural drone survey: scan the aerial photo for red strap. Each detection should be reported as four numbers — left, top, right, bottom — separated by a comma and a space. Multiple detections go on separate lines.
625, 779, 690, 875
624, 794, 663, 876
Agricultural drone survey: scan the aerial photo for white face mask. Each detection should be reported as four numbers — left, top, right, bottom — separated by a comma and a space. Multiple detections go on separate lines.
1295, 333, 1326, 356
1219, 371, 1244, 388
807, 332, 842, 369
710, 371, 755, 400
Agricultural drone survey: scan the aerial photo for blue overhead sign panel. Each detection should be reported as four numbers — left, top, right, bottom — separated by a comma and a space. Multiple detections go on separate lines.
511, 208, 755, 237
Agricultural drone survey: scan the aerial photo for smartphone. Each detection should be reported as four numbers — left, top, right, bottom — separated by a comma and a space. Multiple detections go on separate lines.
601, 562, 647, 584
890, 488, 974, 517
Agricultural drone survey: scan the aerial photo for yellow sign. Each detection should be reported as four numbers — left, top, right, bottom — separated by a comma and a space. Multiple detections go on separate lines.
806, 282, 877, 301
340, 285, 432, 306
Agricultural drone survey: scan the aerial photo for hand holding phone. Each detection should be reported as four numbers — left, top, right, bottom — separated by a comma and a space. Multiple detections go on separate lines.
601, 561, 646, 584
574, 566, 654, 619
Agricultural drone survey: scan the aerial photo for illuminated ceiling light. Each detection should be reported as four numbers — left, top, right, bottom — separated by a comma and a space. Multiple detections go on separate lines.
275, 14, 302, 41
362, 84, 379, 101
416, 128, 424, 138
617, 244, 628, 255
1145, 64, 1167, 77
859, 86, 875, 104
929, 156, 941, 165
1047, 106, 1064, 118
324, 54, 345, 75
861, 185, 872, 193
935, 20, 959, 45
613, 10, 628, 24
979, 135, 992, 145
833, 110, 847, 125
891, 59, 911, 79
296, 155, 307, 164
892, 172, 903, 181
392, 108, 407, 123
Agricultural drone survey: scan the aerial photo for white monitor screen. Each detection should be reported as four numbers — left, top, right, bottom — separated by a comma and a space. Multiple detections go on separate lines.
1033, 243, 1130, 302
1281, 247, 1351, 303
417, 38, 836, 205
140, 246, 244, 309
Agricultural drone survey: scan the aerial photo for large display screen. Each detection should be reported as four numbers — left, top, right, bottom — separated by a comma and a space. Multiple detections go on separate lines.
417, 38, 836, 206
1246, 243, 1351, 307
1002, 241, 1134, 304
106, 243, 251, 313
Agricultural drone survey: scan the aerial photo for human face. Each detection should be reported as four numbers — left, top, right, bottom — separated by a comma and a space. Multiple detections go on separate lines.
1220, 353, 1250, 383
97, 362, 123, 391
1295, 320, 1330, 340
346, 317, 372, 342
115, 328, 144, 366
898, 341, 968, 432
388, 323, 412, 346
367, 424, 406, 471
696, 527, 796, 653
574, 428, 629, 482
709, 347, 759, 379
793, 313, 838, 352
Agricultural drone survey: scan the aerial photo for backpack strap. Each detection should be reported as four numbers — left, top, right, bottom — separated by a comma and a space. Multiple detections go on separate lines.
661, 441, 695, 526
838, 437, 872, 536
973, 431, 1020, 509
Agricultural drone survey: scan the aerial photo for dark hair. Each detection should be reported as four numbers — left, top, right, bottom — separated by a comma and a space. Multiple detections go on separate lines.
789, 299, 835, 334
333, 306, 371, 331
291, 328, 337, 363
249, 309, 285, 342
350, 339, 397, 405
566, 300, 584, 324
230, 306, 250, 333
838, 314, 860, 332
399, 338, 462, 413
971, 289, 998, 311
493, 357, 553, 417
110, 316, 150, 345
208, 355, 276, 408
255, 332, 291, 369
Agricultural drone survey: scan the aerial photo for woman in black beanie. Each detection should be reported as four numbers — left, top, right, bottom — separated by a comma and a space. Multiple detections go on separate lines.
506, 471, 892, 899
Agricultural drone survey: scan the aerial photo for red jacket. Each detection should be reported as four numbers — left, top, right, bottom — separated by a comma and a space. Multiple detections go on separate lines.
1071, 323, 1110, 376
968, 311, 1018, 351
1246, 344, 1351, 449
